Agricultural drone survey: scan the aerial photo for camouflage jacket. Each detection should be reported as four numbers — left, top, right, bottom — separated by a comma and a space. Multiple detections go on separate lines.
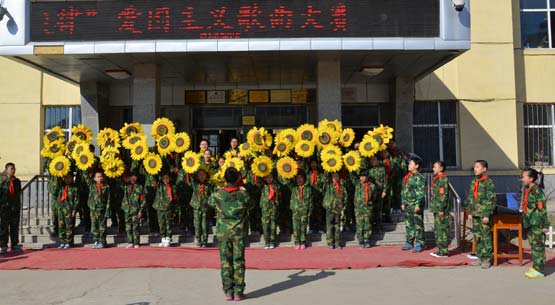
84, 175, 111, 212
322, 180, 348, 212
353, 181, 376, 211
522, 185, 550, 229
208, 187, 251, 240
153, 183, 176, 211
465, 174, 496, 218
0, 176, 22, 209
390, 154, 407, 178
55, 183, 79, 211
401, 172, 426, 208
307, 169, 326, 194
368, 166, 389, 192
121, 183, 146, 215
429, 174, 450, 213
259, 182, 281, 210
189, 179, 213, 211
289, 183, 313, 212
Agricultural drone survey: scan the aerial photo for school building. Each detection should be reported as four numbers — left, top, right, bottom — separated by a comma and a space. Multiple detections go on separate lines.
0, 0, 551, 195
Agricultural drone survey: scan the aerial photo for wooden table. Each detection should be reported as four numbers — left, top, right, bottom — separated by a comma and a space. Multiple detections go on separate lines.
492, 214, 523, 266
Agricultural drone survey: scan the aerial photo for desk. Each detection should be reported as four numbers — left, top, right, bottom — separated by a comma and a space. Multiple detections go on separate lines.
493, 214, 523, 266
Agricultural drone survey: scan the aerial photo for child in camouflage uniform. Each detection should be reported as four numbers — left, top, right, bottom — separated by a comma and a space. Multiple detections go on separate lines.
84, 170, 111, 249
208, 167, 251, 301
368, 156, 388, 227
56, 172, 79, 249
260, 174, 281, 249
354, 169, 376, 248
521, 168, 550, 279
154, 172, 176, 247
322, 172, 347, 249
466, 160, 496, 269
285, 171, 312, 249
122, 172, 145, 248
429, 161, 450, 258
401, 157, 426, 253
189, 169, 213, 248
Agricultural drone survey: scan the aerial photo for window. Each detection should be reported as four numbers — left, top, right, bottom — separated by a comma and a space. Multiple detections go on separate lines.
44, 106, 82, 138
341, 105, 380, 128
192, 106, 243, 129
413, 102, 458, 169
524, 104, 555, 166
255, 106, 307, 128
520, 0, 555, 48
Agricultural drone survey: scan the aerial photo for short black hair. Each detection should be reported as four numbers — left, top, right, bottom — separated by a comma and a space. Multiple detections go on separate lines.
359, 169, 369, 177
410, 157, 422, 169
224, 167, 239, 184
129, 171, 138, 177
5, 162, 15, 170
474, 160, 488, 169
296, 171, 306, 180
93, 170, 104, 177
434, 161, 447, 172
200, 139, 209, 144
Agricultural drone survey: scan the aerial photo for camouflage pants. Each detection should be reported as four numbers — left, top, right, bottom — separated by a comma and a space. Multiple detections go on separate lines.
355, 207, 372, 243
51, 197, 59, 235
125, 211, 140, 245
58, 207, 75, 245
261, 206, 278, 246
472, 216, 492, 260
433, 212, 449, 255
390, 178, 403, 210
404, 207, 424, 245
193, 208, 208, 244
291, 208, 309, 245
0, 207, 20, 247
528, 226, 546, 272
157, 209, 173, 240
309, 194, 325, 231
325, 209, 341, 247
218, 236, 246, 296
90, 210, 107, 244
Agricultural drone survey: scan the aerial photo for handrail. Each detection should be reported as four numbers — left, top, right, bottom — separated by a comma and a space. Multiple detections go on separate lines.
19, 174, 51, 235
448, 182, 462, 248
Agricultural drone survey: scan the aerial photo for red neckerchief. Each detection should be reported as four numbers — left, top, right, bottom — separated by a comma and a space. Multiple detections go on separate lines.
431, 173, 447, 189
332, 180, 342, 197
174, 166, 179, 174
96, 183, 103, 199
311, 170, 318, 185
165, 184, 172, 202
254, 174, 258, 185
224, 187, 240, 193
59, 185, 69, 202
384, 158, 391, 179
403, 172, 413, 186
363, 182, 372, 203
200, 184, 205, 196
473, 174, 488, 199
299, 185, 304, 203
296, 161, 302, 170
8, 179, 15, 199
268, 184, 276, 202
522, 188, 532, 214
129, 184, 134, 193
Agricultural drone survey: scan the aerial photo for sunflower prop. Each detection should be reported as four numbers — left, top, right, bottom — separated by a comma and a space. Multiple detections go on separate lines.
322, 154, 343, 173
40, 140, 66, 159
295, 140, 315, 158
252, 155, 273, 178
143, 153, 163, 176
75, 151, 95, 171
224, 157, 245, 172
297, 124, 317, 143
44, 126, 65, 144
343, 151, 362, 173
372, 124, 394, 142
316, 127, 339, 148
366, 131, 387, 151
130, 141, 149, 161
238, 142, 254, 158
320, 145, 342, 160
276, 156, 298, 180
273, 138, 292, 158
71, 124, 93, 143
151, 117, 175, 139
156, 134, 175, 156
359, 136, 380, 158
339, 128, 355, 148
72, 142, 90, 160
100, 149, 119, 166
247, 127, 272, 152
119, 122, 144, 139
104, 158, 126, 179
49, 156, 71, 177
123, 134, 147, 150
211, 170, 226, 187
318, 119, 342, 134
65, 138, 81, 156
174, 132, 191, 153
97, 128, 120, 150
277, 128, 298, 147
182, 151, 201, 174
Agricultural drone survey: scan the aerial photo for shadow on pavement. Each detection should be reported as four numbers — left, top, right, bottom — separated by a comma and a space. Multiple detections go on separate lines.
247, 270, 335, 299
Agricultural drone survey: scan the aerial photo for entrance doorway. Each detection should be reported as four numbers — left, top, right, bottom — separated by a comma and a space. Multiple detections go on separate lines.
195, 129, 241, 157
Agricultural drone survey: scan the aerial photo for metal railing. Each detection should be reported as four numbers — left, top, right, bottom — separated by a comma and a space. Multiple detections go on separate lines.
19, 175, 51, 234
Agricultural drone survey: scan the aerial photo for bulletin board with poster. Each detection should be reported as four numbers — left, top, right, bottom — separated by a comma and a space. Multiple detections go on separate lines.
207, 90, 226, 104
228, 89, 248, 105
249, 90, 270, 103
270, 90, 292, 103
185, 91, 206, 104
291, 89, 309, 104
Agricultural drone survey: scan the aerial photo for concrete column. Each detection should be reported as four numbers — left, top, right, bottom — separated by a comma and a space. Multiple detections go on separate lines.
132, 63, 160, 145
80, 81, 105, 151
317, 59, 341, 121
394, 77, 415, 153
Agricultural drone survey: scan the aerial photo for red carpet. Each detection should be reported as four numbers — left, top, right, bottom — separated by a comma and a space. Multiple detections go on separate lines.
0, 246, 552, 270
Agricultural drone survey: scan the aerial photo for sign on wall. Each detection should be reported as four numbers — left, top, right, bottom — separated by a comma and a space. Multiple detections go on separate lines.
207, 90, 226, 104
29, 0, 439, 42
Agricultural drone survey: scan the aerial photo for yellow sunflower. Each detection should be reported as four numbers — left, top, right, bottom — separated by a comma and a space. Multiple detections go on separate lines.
151, 117, 175, 139
119, 122, 144, 139
75, 151, 95, 171
174, 132, 191, 153
339, 128, 355, 148
103, 158, 126, 179
100, 149, 119, 166
97, 128, 120, 150
44, 126, 65, 144
321, 154, 343, 173
247, 127, 272, 152
277, 128, 299, 147
65, 138, 81, 156
343, 151, 362, 172
320, 145, 342, 160
49, 156, 71, 177
130, 141, 149, 161
276, 156, 298, 180
273, 138, 292, 158
224, 157, 245, 172
71, 124, 93, 143
40, 140, 66, 159
318, 119, 342, 134
366, 131, 387, 150
372, 124, 394, 142
122, 134, 147, 150
252, 156, 274, 178
182, 151, 202, 174
297, 124, 317, 143
238, 142, 254, 158
72, 142, 90, 160
143, 153, 163, 176
156, 134, 175, 156
211, 170, 226, 187
316, 127, 339, 148
295, 140, 315, 158
359, 136, 380, 157
224, 150, 236, 160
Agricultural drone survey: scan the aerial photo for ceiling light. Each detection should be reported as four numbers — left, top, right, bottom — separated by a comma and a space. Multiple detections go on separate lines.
359, 66, 384, 77
105, 69, 131, 80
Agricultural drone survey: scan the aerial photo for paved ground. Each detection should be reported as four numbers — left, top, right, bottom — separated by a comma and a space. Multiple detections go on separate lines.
0, 266, 554, 305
